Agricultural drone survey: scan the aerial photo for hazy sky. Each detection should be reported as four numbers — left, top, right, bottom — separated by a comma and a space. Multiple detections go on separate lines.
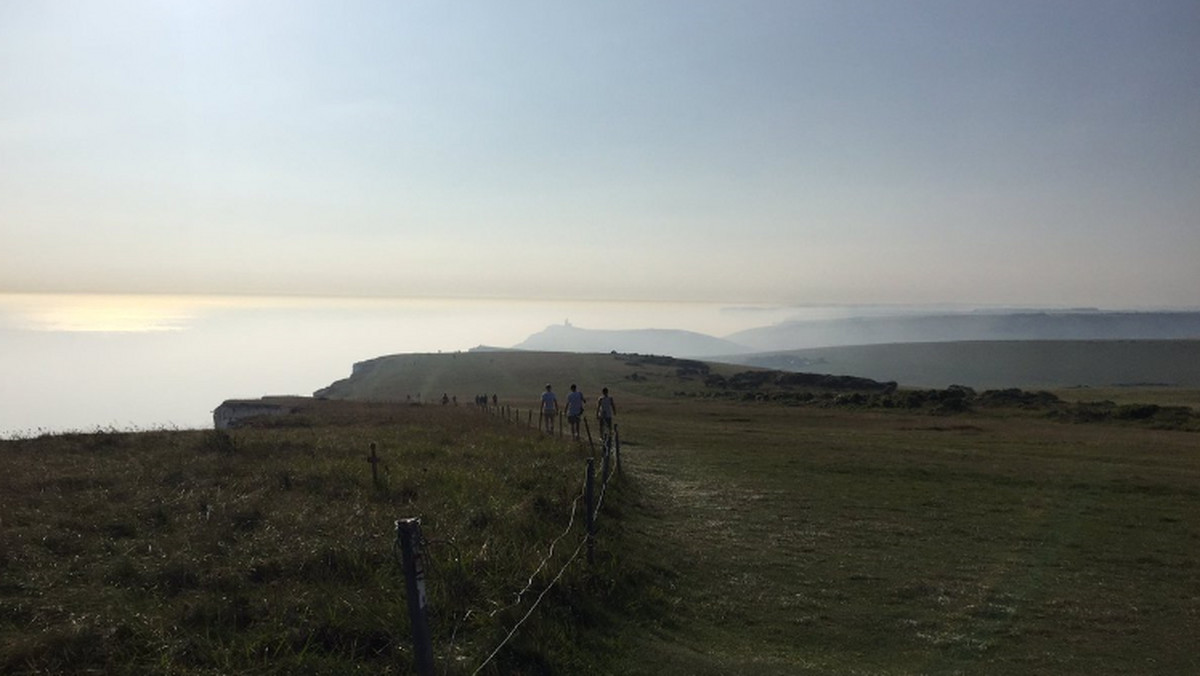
2, 1, 1198, 306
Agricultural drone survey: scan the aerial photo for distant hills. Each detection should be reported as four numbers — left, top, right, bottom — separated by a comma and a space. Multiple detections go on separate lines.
726, 311, 1200, 352
497, 311, 1200, 389
511, 322, 751, 357
726, 340, 1200, 389
313, 341, 1200, 407
508, 311, 1200, 357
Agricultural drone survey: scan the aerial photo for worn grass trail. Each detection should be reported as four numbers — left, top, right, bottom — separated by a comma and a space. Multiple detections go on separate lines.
611, 400, 1200, 675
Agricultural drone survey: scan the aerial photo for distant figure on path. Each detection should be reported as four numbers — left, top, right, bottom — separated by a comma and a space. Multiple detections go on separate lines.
540, 384, 559, 433
565, 384, 586, 440
596, 387, 615, 438
441, 393, 450, 405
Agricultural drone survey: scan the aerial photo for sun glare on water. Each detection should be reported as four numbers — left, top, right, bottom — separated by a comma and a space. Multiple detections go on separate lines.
9, 295, 201, 333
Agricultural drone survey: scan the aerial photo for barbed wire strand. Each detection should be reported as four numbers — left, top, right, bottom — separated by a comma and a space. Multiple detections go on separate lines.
470, 535, 588, 676
498, 486, 584, 614
438, 472, 588, 672
594, 448, 618, 517
456, 402, 625, 674
466, 455, 614, 674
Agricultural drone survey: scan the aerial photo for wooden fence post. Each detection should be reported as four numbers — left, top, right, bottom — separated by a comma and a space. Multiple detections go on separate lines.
395, 518, 434, 676
584, 417, 595, 456
367, 442, 381, 487
585, 459, 595, 565
614, 424, 621, 475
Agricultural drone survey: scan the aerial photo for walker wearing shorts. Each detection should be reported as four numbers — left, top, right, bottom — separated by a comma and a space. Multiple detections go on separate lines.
565, 390, 585, 423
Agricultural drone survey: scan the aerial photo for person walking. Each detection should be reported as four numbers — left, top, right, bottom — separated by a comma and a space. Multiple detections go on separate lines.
596, 387, 615, 439
540, 384, 559, 434
564, 383, 586, 440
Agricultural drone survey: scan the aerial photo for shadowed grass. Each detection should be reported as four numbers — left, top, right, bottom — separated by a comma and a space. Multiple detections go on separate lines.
5, 352, 1199, 674
0, 405, 637, 675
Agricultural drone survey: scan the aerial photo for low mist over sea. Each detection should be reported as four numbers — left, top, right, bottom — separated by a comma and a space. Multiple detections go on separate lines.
0, 294, 805, 436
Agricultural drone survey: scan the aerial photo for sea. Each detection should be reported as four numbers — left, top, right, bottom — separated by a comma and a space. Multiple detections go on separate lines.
1, 293, 842, 438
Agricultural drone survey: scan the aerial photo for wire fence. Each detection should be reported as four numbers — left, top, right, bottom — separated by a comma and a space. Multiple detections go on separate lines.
393, 397, 625, 675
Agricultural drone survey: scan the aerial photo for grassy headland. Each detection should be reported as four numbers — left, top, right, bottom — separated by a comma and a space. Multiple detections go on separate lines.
3, 351, 1199, 674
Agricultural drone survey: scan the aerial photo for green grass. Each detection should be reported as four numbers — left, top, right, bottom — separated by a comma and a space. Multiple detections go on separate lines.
0, 405, 642, 674
610, 400, 1200, 674
5, 352, 1200, 674
1050, 385, 1200, 409
314, 350, 759, 406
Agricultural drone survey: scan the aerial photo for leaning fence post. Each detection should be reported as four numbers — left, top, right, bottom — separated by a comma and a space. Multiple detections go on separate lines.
368, 442, 381, 487
585, 459, 595, 565
602, 447, 610, 485
584, 417, 595, 456
614, 424, 622, 475
395, 518, 435, 676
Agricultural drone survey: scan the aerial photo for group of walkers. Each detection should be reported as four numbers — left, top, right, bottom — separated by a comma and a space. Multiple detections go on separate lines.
540, 383, 615, 441
472, 394, 498, 407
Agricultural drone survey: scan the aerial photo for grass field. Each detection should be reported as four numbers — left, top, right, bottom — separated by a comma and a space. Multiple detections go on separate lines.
0, 404, 649, 674
1050, 386, 1200, 410
612, 400, 1200, 674
4, 352, 1199, 674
